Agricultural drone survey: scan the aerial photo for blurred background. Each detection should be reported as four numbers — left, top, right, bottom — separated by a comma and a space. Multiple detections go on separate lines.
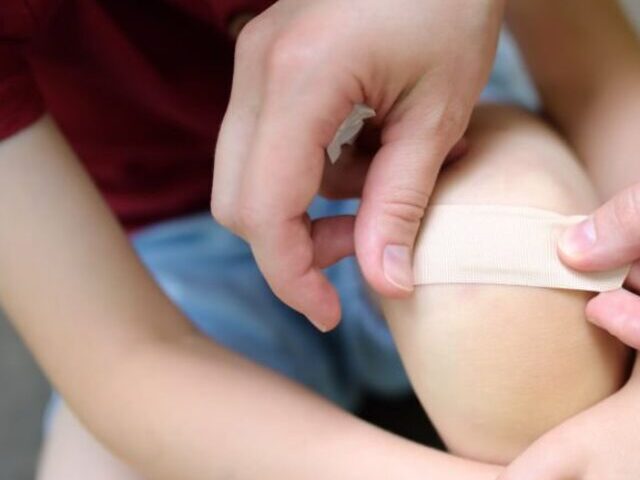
1, 1, 640, 479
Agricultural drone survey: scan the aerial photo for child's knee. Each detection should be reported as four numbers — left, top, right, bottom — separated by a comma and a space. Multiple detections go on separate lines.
432, 104, 598, 213
382, 105, 630, 464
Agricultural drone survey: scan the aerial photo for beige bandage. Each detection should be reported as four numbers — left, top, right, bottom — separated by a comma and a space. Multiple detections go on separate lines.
413, 205, 629, 292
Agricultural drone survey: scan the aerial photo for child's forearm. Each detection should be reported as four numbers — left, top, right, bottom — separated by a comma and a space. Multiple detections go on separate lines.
0, 117, 501, 479
120, 334, 503, 480
507, 0, 640, 198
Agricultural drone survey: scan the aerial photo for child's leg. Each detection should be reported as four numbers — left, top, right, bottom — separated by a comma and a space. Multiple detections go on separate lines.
381, 104, 631, 464
38, 404, 140, 480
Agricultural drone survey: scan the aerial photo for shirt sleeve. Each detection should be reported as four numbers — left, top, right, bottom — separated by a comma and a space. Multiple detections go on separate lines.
0, 0, 46, 141
0, 44, 45, 140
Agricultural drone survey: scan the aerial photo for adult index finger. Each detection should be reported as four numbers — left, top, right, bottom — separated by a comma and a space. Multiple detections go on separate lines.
237, 46, 363, 329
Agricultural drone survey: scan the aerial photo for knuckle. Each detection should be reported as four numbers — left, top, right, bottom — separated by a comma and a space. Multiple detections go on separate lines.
265, 27, 327, 79
266, 38, 309, 78
235, 16, 273, 59
235, 201, 264, 235
380, 186, 429, 230
210, 200, 236, 230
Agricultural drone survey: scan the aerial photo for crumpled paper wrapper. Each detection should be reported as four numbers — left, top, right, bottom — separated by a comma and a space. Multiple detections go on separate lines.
326, 104, 376, 163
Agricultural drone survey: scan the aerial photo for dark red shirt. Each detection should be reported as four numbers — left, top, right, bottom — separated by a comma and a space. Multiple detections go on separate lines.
0, 0, 274, 229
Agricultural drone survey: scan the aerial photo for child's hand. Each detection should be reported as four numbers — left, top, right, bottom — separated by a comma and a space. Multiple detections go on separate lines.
499, 372, 640, 479
212, 0, 505, 331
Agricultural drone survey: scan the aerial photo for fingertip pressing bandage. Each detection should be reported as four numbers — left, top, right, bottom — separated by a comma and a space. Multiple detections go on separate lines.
414, 205, 629, 292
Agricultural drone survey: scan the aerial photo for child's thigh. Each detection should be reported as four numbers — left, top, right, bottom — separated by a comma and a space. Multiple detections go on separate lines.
381, 105, 631, 464
37, 404, 141, 480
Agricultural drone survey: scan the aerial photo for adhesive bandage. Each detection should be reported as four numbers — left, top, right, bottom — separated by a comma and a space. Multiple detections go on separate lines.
413, 205, 629, 292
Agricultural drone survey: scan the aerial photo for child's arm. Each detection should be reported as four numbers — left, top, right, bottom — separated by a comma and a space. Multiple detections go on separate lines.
507, 0, 640, 198
499, 356, 640, 480
0, 116, 502, 479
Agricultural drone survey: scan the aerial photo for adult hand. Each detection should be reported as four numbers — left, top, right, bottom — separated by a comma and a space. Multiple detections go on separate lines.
559, 184, 640, 348
499, 368, 640, 480
212, 0, 505, 331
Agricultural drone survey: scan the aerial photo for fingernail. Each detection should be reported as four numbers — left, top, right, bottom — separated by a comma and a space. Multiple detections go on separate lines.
559, 217, 596, 258
383, 244, 414, 291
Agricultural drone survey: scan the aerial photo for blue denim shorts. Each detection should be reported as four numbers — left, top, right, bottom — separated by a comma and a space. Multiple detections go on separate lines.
130, 197, 409, 409
47, 30, 537, 419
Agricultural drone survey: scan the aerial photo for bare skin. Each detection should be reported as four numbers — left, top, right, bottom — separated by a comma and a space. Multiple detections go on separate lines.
36, 105, 630, 478
0, 117, 501, 480
7, 0, 640, 478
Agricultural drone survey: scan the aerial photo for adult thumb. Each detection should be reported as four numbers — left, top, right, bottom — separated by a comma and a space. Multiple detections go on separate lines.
559, 183, 640, 272
354, 107, 461, 297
